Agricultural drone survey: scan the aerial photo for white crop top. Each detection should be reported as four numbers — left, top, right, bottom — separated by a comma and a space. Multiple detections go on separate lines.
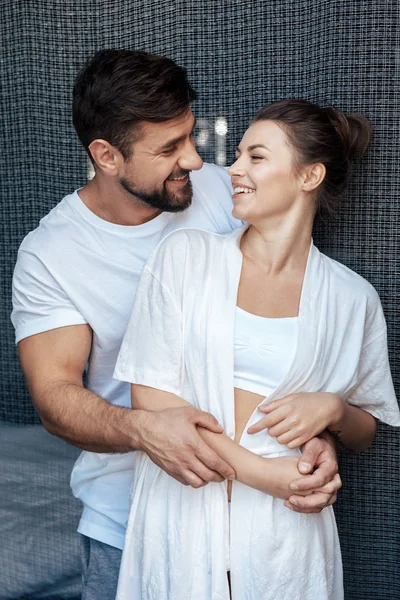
234, 306, 298, 397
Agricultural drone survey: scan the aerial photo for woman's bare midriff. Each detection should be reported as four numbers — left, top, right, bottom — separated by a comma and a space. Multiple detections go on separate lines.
227, 387, 266, 500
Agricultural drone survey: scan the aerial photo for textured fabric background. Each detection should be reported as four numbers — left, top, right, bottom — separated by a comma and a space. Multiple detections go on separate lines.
1, 1, 399, 598
0, 424, 81, 600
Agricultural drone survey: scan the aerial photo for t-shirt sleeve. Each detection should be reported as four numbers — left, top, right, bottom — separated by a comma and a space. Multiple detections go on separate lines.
113, 267, 184, 397
191, 163, 245, 231
345, 294, 400, 427
11, 249, 87, 343
213, 165, 243, 229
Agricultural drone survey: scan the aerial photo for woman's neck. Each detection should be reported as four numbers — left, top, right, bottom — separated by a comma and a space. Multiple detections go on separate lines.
241, 212, 314, 275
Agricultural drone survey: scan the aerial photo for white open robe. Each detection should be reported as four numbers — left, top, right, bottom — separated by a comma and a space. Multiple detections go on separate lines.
114, 225, 400, 600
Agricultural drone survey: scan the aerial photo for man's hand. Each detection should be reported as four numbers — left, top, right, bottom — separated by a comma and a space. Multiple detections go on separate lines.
137, 406, 236, 488
285, 433, 342, 513
261, 455, 313, 500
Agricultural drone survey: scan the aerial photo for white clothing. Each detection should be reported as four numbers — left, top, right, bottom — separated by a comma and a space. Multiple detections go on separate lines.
114, 225, 400, 600
234, 307, 298, 396
11, 163, 242, 550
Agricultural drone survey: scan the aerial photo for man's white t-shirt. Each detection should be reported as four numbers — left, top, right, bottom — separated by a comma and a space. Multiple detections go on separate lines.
11, 163, 242, 550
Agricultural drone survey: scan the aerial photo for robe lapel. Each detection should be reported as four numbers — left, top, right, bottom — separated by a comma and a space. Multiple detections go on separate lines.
264, 243, 328, 403
223, 227, 329, 408
208, 225, 247, 436
215, 228, 342, 449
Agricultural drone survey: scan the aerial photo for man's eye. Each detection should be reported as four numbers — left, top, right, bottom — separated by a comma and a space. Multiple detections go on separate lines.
162, 147, 176, 156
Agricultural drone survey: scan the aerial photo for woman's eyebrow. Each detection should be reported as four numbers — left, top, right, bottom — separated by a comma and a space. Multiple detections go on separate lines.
247, 144, 271, 152
235, 143, 271, 154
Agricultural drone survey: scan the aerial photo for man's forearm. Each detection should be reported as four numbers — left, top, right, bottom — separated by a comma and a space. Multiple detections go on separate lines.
35, 381, 143, 453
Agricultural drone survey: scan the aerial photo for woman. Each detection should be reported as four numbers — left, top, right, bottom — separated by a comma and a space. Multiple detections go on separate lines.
113, 99, 400, 599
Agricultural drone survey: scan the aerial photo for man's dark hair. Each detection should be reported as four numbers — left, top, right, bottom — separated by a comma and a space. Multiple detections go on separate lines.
72, 49, 197, 161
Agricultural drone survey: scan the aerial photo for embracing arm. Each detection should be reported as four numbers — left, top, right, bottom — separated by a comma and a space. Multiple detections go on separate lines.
131, 384, 337, 501
18, 325, 234, 484
18, 325, 145, 452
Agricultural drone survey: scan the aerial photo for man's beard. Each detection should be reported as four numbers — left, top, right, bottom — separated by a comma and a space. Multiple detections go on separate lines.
119, 173, 193, 213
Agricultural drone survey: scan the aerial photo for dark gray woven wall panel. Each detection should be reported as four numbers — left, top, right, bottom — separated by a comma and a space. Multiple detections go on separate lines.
1, 1, 399, 598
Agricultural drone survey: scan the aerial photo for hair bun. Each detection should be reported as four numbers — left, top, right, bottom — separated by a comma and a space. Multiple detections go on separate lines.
325, 107, 372, 159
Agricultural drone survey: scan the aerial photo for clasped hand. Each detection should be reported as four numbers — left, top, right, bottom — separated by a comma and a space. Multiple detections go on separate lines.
248, 392, 344, 449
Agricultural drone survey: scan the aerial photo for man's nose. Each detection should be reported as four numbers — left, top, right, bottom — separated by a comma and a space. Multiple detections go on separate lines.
179, 140, 203, 171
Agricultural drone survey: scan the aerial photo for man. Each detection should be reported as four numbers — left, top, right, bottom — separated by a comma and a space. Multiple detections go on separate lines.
12, 50, 341, 599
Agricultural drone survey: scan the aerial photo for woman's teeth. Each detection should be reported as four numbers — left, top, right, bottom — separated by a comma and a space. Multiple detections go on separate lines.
233, 187, 254, 194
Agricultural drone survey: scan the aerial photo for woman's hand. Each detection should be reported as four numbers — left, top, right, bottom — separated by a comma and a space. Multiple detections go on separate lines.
247, 392, 344, 449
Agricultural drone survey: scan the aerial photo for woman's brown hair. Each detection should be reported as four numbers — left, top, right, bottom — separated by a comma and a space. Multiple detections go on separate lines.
254, 99, 371, 216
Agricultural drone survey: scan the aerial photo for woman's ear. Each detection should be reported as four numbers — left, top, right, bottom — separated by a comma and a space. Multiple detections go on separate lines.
302, 163, 326, 192
88, 139, 124, 176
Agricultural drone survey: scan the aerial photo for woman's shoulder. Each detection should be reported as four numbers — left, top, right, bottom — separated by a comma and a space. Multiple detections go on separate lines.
144, 227, 230, 279
160, 226, 231, 254
319, 248, 381, 304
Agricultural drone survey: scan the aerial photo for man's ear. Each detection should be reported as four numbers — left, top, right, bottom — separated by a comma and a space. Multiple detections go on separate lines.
302, 163, 326, 192
88, 139, 124, 176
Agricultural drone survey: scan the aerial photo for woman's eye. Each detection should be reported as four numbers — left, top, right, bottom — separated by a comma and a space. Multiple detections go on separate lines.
251, 155, 263, 161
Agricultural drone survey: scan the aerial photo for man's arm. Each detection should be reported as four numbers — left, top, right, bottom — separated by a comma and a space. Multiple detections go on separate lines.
17, 325, 235, 484
18, 325, 140, 452
131, 384, 341, 505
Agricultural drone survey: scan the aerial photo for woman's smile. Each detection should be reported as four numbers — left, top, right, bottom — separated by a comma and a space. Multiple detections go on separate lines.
232, 185, 256, 200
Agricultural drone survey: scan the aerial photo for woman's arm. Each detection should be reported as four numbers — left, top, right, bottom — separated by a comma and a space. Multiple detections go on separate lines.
248, 392, 376, 453
326, 401, 377, 452
132, 384, 320, 500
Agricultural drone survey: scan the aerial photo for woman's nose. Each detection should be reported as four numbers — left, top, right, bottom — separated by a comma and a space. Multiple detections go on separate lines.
227, 159, 245, 177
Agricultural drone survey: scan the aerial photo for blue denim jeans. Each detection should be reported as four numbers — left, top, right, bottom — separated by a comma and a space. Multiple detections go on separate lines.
80, 535, 122, 600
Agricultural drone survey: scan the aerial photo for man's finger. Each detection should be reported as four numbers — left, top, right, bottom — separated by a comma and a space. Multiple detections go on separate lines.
196, 440, 236, 480
194, 410, 224, 434
286, 491, 336, 511
297, 445, 320, 474
297, 436, 329, 473
298, 453, 337, 476
284, 501, 322, 514
187, 457, 225, 484
181, 469, 207, 488
313, 473, 342, 495
289, 468, 332, 492
298, 437, 338, 476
